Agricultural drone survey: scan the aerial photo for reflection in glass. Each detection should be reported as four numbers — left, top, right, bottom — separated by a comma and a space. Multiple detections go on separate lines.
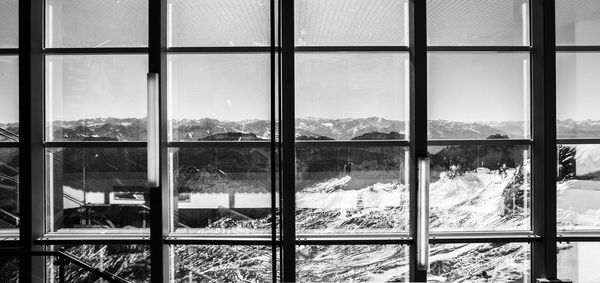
558, 242, 600, 283
0, 257, 18, 282
169, 147, 274, 234
0, 56, 19, 139
0, 148, 19, 232
429, 145, 531, 231
427, 0, 529, 46
296, 146, 408, 234
172, 245, 273, 282
47, 245, 150, 283
45, 0, 148, 47
296, 245, 409, 282
428, 243, 530, 282
0, 0, 18, 48
557, 144, 600, 230
557, 53, 600, 138
556, 0, 600, 46
168, 54, 271, 141
428, 52, 530, 139
168, 0, 271, 47
296, 53, 409, 140
45, 55, 148, 141
45, 148, 148, 233
295, 0, 408, 46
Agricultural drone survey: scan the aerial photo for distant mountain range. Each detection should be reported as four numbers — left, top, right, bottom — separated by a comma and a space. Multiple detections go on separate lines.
2, 117, 600, 141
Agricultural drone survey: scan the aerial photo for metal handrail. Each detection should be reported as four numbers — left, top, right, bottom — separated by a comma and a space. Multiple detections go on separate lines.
0, 249, 130, 283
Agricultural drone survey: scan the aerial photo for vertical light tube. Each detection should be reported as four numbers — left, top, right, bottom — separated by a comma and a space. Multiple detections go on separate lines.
521, 2, 529, 46
417, 156, 430, 271
404, 58, 411, 139
523, 58, 530, 138
147, 73, 160, 187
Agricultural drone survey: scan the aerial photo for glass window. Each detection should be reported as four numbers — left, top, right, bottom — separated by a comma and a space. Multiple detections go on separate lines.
45, 148, 148, 233
557, 53, 600, 138
47, 245, 150, 282
0, 148, 19, 233
0, 257, 18, 282
169, 147, 274, 234
45, 55, 148, 142
556, 0, 600, 46
558, 242, 600, 283
295, 0, 408, 46
0, 56, 19, 139
45, 0, 148, 48
427, 0, 530, 46
296, 146, 409, 234
429, 145, 531, 231
0, 0, 18, 48
168, 0, 271, 47
557, 144, 600, 230
296, 245, 409, 282
296, 52, 409, 140
172, 245, 273, 282
428, 52, 531, 139
168, 54, 271, 141
429, 243, 530, 282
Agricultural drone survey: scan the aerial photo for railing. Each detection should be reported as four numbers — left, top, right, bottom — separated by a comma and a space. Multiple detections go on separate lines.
0, 248, 130, 283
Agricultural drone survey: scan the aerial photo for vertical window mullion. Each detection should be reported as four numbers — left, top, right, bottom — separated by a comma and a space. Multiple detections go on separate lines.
148, 0, 168, 281
409, 0, 427, 281
531, 0, 557, 279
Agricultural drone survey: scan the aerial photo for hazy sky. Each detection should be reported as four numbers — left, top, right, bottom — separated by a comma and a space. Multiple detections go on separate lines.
2, 0, 600, 124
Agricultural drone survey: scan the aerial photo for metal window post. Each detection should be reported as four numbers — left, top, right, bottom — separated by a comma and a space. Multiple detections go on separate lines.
409, 0, 428, 281
531, 0, 557, 280
148, 0, 169, 281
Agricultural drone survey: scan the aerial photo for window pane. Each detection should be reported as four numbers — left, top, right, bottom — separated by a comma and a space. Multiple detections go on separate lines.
429, 145, 531, 231
45, 55, 148, 142
47, 245, 150, 282
296, 146, 409, 234
295, 0, 408, 46
45, 148, 148, 233
169, 147, 274, 234
556, 0, 600, 46
168, 0, 271, 47
557, 53, 600, 138
427, 0, 529, 46
0, 0, 18, 48
296, 53, 409, 140
428, 52, 530, 139
0, 257, 18, 282
168, 54, 271, 141
557, 144, 600, 230
0, 148, 19, 233
429, 243, 530, 282
296, 245, 409, 282
45, 0, 148, 48
558, 242, 600, 283
172, 245, 273, 282
0, 56, 19, 140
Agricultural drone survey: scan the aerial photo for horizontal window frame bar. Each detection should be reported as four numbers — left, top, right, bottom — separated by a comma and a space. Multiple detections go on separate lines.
0, 49, 19, 55
295, 140, 409, 147
558, 231, 600, 242
43, 47, 148, 54
295, 46, 409, 52
427, 46, 532, 52
557, 138, 600, 145
168, 141, 272, 147
429, 231, 539, 244
556, 46, 600, 52
428, 139, 533, 146
0, 142, 19, 147
37, 235, 150, 245
168, 46, 274, 53
44, 141, 147, 148
165, 237, 277, 246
